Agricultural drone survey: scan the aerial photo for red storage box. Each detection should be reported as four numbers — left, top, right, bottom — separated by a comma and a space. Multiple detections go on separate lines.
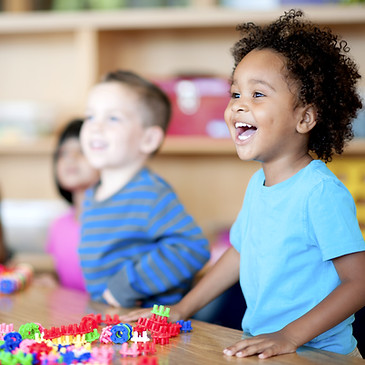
155, 77, 230, 138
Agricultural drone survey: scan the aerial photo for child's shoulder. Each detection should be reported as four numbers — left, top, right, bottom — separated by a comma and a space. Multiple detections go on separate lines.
51, 208, 76, 226
249, 160, 348, 193
48, 208, 78, 241
302, 160, 352, 201
306, 160, 343, 185
129, 167, 176, 195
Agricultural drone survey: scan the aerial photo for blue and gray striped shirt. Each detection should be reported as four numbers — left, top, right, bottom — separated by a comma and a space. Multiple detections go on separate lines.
79, 167, 210, 307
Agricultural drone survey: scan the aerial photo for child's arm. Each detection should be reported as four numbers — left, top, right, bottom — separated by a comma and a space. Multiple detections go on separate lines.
102, 230, 209, 308
101, 190, 211, 308
119, 246, 241, 322
175, 246, 241, 320
224, 251, 365, 359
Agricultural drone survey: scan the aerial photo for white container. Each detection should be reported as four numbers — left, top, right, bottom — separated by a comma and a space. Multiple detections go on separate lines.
220, 0, 280, 10
1, 199, 69, 253
0, 100, 57, 141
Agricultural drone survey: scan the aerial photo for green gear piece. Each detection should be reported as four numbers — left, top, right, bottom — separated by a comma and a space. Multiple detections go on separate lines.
14, 351, 33, 365
19, 323, 40, 340
85, 328, 100, 343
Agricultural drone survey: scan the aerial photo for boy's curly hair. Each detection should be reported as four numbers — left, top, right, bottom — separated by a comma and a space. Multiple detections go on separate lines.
231, 9, 362, 162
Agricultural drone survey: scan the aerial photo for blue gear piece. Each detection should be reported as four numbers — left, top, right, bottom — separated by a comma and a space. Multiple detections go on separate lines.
62, 351, 76, 365
2, 332, 22, 351
110, 323, 133, 344
176, 320, 193, 333
0, 279, 16, 294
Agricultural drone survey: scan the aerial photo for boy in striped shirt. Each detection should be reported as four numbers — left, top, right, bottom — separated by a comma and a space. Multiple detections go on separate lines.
79, 70, 210, 308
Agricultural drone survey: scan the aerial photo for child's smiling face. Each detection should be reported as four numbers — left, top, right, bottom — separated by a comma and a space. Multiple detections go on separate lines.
224, 48, 309, 166
56, 137, 99, 192
81, 82, 146, 171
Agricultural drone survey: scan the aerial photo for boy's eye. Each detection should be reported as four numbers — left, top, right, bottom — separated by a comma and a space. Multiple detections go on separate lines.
231, 92, 240, 99
109, 116, 121, 122
253, 92, 265, 98
84, 115, 94, 122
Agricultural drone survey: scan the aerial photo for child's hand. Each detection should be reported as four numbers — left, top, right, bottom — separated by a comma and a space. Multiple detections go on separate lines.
119, 307, 153, 322
223, 330, 298, 359
103, 289, 121, 307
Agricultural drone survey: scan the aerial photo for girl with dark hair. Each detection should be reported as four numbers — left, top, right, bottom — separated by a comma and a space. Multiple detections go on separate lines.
46, 119, 99, 290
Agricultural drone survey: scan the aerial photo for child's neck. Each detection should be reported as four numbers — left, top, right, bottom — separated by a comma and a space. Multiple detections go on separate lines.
262, 153, 313, 187
72, 190, 87, 221
96, 162, 145, 202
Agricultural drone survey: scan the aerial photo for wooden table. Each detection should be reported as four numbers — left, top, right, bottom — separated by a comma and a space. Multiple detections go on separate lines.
0, 284, 363, 364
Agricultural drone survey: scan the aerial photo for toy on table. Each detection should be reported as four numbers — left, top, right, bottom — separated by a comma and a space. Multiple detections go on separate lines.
0, 263, 33, 294
0, 304, 193, 363
110, 323, 133, 344
176, 320, 193, 333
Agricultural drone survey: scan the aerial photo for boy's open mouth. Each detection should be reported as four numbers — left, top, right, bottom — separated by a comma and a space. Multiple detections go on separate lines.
90, 140, 107, 149
235, 122, 257, 141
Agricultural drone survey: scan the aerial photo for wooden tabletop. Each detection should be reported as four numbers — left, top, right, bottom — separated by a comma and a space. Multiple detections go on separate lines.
0, 284, 363, 364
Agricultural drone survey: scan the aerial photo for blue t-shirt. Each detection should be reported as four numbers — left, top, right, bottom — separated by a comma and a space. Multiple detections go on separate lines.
230, 160, 365, 354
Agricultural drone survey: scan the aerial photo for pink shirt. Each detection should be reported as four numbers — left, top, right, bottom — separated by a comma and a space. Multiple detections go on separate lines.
46, 209, 85, 291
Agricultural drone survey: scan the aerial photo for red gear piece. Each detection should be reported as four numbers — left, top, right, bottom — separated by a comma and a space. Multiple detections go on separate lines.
80, 315, 98, 331
29, 342, 52, 353
138, 356, 158, 365
133, 324, 146, 335
151, 330, 170, 345
89, 313, 103, 325
29, 342, 53, 361
137, 342, 156, 355
168, 323, 182, 337
43, 326, 61, 340
104, 314, 120, 325
119, 342, 140, 358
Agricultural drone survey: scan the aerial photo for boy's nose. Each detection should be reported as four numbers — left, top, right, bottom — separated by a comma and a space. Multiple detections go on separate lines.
89, 118, 104, 131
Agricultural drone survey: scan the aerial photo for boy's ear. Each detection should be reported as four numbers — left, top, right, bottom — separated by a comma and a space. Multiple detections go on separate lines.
140, 126, 165, 155
297, 105, 317, 134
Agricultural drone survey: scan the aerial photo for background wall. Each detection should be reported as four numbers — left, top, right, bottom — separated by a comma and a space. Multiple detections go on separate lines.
0, 1, 364, 265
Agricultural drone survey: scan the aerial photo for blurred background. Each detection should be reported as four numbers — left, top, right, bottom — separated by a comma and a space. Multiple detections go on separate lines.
0, 0, 364, 269
0, 0, 364, 354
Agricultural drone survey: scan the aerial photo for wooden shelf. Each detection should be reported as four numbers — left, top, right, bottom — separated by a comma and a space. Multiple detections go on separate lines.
0, 4, 364, 220
162, 137, 365, 156
0, 136, 56, 155
0, 135, 234, 155
1, 5, 365, 126
160, 136, 235, 155
340, 138, 365, 156
0, 5, 365, 34
0, 136, 364, 156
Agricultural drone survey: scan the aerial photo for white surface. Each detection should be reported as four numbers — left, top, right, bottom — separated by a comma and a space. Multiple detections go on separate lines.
1, 199, 69, 253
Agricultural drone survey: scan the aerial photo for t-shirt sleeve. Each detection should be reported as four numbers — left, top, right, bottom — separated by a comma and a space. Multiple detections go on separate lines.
308, 179, 365, 261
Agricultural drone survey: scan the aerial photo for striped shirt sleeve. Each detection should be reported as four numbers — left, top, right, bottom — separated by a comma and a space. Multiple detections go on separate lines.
95, 170, 210, 307
107, 187, 209, 307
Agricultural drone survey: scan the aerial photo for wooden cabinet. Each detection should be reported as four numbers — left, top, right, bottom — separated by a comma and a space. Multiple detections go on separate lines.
0, 5, 365, 239
1, 6, 365, 123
